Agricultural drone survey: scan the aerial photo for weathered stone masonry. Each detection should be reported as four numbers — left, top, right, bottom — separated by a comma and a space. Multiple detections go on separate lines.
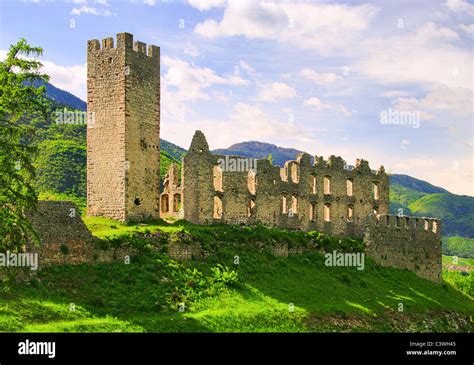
27, 201, 95, 266
183, 130, 389, 237
160, 163, 182, 218
364, 215, 442, 282
87, 33, 160, 222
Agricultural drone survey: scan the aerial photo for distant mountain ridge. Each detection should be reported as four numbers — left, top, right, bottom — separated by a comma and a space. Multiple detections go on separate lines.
390, 174, 449, 195
213, 141, 308, 166
34, 80, 86, 111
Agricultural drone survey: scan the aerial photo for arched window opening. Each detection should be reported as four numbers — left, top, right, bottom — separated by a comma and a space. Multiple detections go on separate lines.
213, 196, 223, 219
324, 176, 331, 194
213, 165, 223, 192
324, 203, 331, 222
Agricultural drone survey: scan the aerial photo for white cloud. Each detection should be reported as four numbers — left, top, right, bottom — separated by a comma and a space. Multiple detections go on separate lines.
42, 61, 87, 101
161, 56, 248, 125
388, 154, 473, 196
392, 85, 473, 119
355, 22, 471, 91
300, 68, 342, 85
163, 56, 248, 101
303, 97, 351, 116
188, 0, 226, 11
460, 23, 474, 37
183, 44, 200, 58
380, 90, 413, 98
239, 60, 259, 79
162, 102, 313, 151
70, 5, 114, 16
194, 0, 378, 55
257, 82, 296, 103
143, 0, 156, 6
413, 21, 460, 43
445, 0, 474, 15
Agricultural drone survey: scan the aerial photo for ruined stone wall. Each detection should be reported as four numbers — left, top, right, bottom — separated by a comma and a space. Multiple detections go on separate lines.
183, 131, 216, 224
183, 130, 389, 236
364, 215, 442, 282
26, 201, 95, 267
87, 33, 160, 222
160, 163, 183, 218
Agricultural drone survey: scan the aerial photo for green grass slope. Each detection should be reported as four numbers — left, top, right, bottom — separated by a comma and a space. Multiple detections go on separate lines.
1, 222, 473, 333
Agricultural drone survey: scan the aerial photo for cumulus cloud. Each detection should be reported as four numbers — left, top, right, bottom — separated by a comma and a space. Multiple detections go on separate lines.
392, 85, 473, 120
162, 102, 314, 151
303, 97, 351, 116
188, 0, 226, 11
445, 0, 474, 15
300, 68, 342, 85
183, 44, 200, 58
354, 22, 470, 91
239, 60, 260, 79
194, 0, 378, 55
380, 90, 413, 98
41, 61, 87, 101
460, 23, 474, 37
257, 82, 296, 103
70, 5, 114, 16
163, 56, 248, 101
161, 56, 248, 124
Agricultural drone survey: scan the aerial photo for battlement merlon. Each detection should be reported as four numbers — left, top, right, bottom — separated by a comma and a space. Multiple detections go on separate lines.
368, 214, 441, 237
87, 32, 160, 59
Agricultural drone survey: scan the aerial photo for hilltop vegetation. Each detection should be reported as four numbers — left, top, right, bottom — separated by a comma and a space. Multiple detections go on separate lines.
388, 175, 474, 239
1, 220, 473, 332
443, 237, 474, 259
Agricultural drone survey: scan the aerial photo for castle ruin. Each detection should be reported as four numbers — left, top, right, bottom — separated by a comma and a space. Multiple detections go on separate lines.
182, 130, 389, 237
84, 33, 442, 282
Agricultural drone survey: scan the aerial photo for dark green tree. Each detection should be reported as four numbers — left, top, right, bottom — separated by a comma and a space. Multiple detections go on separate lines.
0, 39, 50, 255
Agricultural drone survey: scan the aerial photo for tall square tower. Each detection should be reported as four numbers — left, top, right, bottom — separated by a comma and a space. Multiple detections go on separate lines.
87, 33, 160, 222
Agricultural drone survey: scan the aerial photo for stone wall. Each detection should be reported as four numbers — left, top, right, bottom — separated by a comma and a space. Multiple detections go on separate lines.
24, 202, 442, 282
26, 201, 95, 267
160, 163, 183, 218
167, 243, 206, 260
183, 130, 389, 236
364, 214, 442, 282
87, 32, 160, 222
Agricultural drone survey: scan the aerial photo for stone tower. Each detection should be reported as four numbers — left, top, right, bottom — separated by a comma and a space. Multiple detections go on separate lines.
87, 33, 160, 222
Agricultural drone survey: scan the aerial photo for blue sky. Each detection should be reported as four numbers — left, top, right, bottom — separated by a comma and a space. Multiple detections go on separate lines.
0, 0, 472, 195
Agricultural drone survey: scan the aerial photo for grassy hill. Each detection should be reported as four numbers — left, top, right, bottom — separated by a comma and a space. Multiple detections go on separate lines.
389, 175, 474, 239
443, 236, 474, 259
1, 220, 473, 332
